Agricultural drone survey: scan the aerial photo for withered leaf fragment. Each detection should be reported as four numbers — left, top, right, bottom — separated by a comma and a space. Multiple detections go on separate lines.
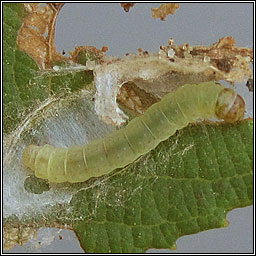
120, 3, 135, 12
151, 3, 179, 20
93, 37, 252, 126
17, 3, 66, 69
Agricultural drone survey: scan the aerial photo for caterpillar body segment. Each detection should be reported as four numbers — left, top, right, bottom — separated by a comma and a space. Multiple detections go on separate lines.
22, 82, 245, 183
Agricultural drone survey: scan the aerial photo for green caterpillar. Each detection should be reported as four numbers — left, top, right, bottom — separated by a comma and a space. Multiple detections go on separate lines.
22, 82, 245, 183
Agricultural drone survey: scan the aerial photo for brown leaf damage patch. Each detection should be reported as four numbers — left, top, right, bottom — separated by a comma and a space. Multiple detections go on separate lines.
117, 82, 158, 117
3, 224, 37, 250
17, 3, 67, 69
160, 36, 253, 84
151, 3, 179, 20
69, 46, 106, 66
120, 3, 135, 12
93, 37, 252, 126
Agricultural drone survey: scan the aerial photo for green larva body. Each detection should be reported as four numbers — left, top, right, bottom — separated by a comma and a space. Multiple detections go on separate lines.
22, 82, 245, 183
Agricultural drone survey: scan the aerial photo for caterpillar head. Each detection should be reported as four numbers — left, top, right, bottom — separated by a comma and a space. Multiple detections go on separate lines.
215, 88, 245, 122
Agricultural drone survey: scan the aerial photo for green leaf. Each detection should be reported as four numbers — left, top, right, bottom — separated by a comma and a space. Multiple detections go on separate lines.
71, 120, 252, 253
3, 3, 93, 134
3, 4, 37, 133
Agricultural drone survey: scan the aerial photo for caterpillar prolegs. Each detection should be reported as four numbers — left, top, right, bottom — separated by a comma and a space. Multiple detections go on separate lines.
22, 82, 245, 183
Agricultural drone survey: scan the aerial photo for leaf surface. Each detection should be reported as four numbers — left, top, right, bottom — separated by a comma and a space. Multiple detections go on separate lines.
71, 121, 253, 253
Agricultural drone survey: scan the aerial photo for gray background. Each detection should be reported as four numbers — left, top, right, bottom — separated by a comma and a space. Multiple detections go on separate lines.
6, 2, 253, 253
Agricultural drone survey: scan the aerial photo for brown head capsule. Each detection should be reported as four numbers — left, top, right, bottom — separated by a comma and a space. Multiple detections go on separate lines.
215, 88, 245, 122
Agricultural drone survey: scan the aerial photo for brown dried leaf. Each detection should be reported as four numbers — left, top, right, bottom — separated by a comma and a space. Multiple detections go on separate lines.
120, 3, 135, 12
151, 3, 179, 20
17, 3, 67, 69
117, 82, 158, 116
160, 36, 253, 83
93, 37, 252, 126
3, 225, 37, 250
69, 46, 106, 67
